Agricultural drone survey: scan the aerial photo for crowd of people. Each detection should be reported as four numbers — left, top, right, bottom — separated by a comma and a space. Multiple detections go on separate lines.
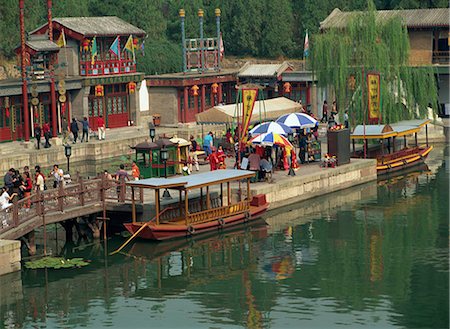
33, 115, 107, 149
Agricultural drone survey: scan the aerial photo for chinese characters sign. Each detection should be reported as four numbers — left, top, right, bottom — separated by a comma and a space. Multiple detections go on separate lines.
367, 73, 381, 124
241, 89, 258, 144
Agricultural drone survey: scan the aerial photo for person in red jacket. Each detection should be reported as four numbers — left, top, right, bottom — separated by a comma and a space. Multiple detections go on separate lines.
97, 115, 106, 140
43, 122, 51, 148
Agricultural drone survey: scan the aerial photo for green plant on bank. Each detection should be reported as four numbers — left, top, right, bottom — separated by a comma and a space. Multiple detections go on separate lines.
25, 256, 90, 269
311, 0, 438, 125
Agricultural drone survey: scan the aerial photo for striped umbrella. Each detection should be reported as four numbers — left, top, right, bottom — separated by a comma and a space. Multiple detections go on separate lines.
249, 122, 293, 136
250, 132, 293, 150
276, 113, 318, 129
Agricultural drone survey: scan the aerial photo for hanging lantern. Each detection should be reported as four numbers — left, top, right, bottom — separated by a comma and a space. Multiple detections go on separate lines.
61, 102, 66, 115
95, 85, 104, 97
82, 38, 90, 52
128, 82, 136, 94
133, 38, 139, 49
191, 85, 199, 96
4, 97, 10, 118
5, 107, 10, 118
283, 82, 292, 93
34, 106, 39, 119
211, 83, 219, 94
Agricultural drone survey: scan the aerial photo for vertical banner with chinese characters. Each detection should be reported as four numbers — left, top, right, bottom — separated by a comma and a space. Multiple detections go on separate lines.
367, 73, 381, 124
240, 88, 258, 144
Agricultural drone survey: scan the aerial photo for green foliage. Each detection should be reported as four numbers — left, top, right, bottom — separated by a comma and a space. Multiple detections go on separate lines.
0, 0, 447, 74
25, 256, 90, 269
312, 0, 439, 124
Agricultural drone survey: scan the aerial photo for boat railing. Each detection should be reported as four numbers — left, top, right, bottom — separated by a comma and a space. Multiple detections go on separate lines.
187, 201, 249, 225
378, 146, 421, 164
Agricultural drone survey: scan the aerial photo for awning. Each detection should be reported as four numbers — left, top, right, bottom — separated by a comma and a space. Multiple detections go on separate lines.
351, 124, 396, 139
195, 97, 301, 125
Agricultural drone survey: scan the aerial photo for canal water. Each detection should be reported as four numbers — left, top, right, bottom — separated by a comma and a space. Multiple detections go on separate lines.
0, 145, 448, 329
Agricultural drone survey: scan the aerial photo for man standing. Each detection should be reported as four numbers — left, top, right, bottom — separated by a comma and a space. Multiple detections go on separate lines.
70, 118, 79, 144
203, 131, 213, 156
81, 117, 89, 142
43, 122, 51, 148
34, 123, 41, 149
97, 115, 106, 140
321, 100, 328, 123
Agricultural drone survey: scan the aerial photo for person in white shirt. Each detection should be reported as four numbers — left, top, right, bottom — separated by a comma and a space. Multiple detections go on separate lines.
50, 164, 64, 188
0, 186, 17, 210
35, 166, 45, 191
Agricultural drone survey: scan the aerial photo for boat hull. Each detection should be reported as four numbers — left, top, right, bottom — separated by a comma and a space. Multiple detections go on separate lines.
376, 145, 432, 175
124, 203, 269, 241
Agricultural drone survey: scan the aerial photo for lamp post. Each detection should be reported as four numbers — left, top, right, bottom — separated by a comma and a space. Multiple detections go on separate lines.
287, 133, 296, 176
149, 125, 156, 143
64, 144, 72, 172
160, 147, 172, 199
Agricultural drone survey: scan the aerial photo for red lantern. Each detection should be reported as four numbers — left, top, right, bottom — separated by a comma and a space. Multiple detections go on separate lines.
5, 107, 10, 118
95, 85, 104, 97
82, 39, 90, 52
211, 83, 218, 94
61, 102, 66, 115
133, 38, 139, 49
283, 82, 291, 93
191, 85, 199, 96
128, 82, 136, 94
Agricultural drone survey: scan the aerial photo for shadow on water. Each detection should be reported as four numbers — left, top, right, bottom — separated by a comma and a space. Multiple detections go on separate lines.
0, 144, 447, 329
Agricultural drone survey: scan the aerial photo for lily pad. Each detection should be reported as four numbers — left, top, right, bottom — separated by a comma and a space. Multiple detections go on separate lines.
25, 257, 90, 269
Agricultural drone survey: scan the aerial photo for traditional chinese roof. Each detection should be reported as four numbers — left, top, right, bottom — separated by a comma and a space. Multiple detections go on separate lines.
238, 61, 293, 78
320, 8, 450, 30
26, 39, 60, 52
31, 16, 146, 38
351, 124, 396, 139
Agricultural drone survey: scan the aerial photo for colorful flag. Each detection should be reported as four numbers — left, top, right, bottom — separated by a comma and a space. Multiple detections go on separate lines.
56, 28, 66, 47
124, 34, 135, 62
109, 36, 120, 59
219, 32, 224, 58
303, 30, 309, 58
91, 37, 97, 65
140, 40, 145, 56
240, 88, 258, 145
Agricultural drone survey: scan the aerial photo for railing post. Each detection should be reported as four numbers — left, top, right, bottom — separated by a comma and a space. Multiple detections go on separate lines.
140, 187, 144, 204
58, 180, 64, 211
78, 173, 85, 206
12, 197, 19, 227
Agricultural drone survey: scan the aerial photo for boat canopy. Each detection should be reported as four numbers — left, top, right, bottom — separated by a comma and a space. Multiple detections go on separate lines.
351, 124, 396, 139
195, 97, 301, 125
126, 169, 255, 190
351, 119, 429, 140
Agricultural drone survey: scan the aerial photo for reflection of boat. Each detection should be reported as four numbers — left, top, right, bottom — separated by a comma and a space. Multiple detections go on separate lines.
351, 119, 432, 175
117, 170, 269, 249
377, 162, 429, 181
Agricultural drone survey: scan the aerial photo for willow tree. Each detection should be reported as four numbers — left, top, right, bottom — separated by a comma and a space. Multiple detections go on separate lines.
311, 0, 438, 125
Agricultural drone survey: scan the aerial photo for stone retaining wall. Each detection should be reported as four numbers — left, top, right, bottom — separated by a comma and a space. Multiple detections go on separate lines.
0, 240, 21, 276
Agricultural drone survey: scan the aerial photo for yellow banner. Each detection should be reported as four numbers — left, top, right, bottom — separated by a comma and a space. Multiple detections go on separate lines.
241, 89, 258, 144
367, 73, 381, 123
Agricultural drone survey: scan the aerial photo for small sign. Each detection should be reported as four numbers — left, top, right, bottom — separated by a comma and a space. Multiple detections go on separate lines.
367, 73, 381, 124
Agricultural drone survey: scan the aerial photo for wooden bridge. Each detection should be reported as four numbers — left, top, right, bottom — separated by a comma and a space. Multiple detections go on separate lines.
0, 175, 144, 242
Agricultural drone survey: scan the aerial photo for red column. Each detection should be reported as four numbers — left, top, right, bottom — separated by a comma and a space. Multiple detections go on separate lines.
201, 85, 206, 112
218, 83, 223, 104
183, 87, 189, 123
19, 0, 30, 142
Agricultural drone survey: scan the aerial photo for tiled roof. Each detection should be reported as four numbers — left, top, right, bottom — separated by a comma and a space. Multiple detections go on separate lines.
238, 62, 292, 78
26, 39, 60, 52
320, 8, 450, 30
31, 16, 146, 37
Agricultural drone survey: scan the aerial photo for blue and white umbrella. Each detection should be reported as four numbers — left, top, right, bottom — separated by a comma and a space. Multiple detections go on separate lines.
276, 113, 318, 129
249, 122, 293, 136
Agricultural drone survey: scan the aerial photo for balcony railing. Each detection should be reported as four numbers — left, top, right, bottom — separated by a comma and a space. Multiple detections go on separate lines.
432, 51, 450, 64
80, 56, 136, 76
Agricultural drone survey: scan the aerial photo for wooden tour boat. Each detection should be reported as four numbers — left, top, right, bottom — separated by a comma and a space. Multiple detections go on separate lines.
112, 169, 269, 254
351, 119, 433, 175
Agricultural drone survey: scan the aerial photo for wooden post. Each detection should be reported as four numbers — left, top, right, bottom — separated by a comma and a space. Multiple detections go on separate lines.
185, 189, 189, 225
220, 183, 223, 207
352, 139, 355, 155
58, 181, 64, 211
246, 178, 251, 201
415, 132, 418, 147
131, 187, 136, 224
77, 173, 85, 206
227, 182, 231, 206
179, 190, 182, 217
403, 135, 407, 148
425, 124, 429, 146
155, 189, 160, 225
206, 186, 210, 209
12, 197, 19, 227
102, 174, 107, 240
200, 187, 203, 210
393, 136, 396, 152
140, 187, 144, 203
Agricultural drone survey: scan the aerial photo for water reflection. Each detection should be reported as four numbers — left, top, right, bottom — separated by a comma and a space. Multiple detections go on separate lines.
0, 145, 447, 329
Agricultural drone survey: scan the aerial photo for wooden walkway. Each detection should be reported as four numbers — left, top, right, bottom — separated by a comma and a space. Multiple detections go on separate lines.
0, 175, 143, 240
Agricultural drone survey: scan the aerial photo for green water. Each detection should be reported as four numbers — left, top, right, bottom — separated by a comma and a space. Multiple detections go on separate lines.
1, 146, 448, 329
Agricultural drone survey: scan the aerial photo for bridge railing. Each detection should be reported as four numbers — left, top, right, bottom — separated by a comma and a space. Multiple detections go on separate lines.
0, 174, 144, 236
